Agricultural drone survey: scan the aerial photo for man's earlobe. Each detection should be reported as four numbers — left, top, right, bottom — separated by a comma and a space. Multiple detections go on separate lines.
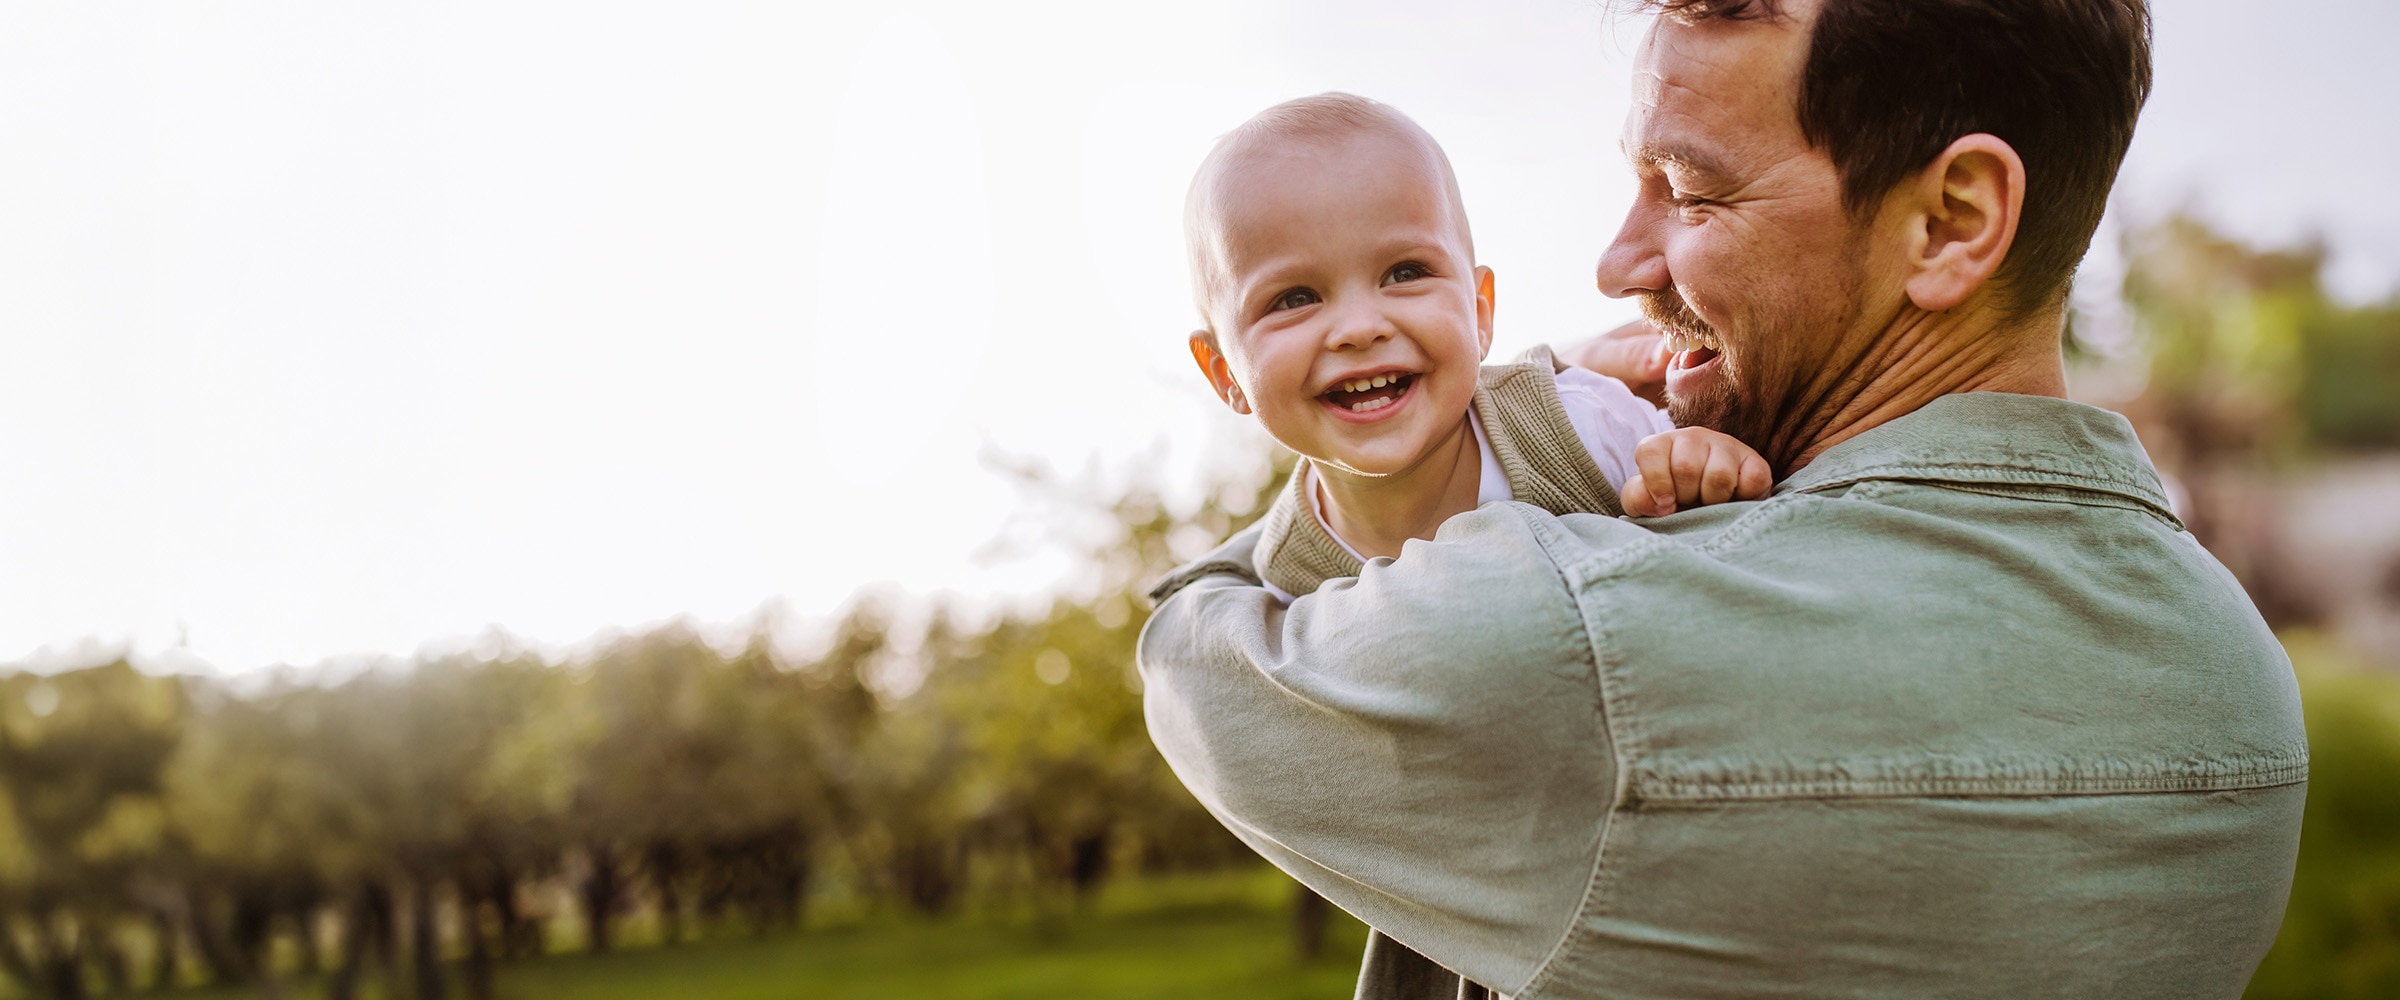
1902, 134, 2026, 314
1188, 331, 1252, 415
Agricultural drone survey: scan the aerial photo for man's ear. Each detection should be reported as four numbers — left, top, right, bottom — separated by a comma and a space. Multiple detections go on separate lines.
1188, 331, 1251, 415
1474, 266, 1497, 360
1898, 133, 2025, 313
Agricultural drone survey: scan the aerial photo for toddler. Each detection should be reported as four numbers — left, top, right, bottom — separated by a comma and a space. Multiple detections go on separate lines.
1182, 93, 1770, 600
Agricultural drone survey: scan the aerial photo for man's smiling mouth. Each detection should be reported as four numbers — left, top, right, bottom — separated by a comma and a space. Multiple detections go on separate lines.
1664, 330, 1723, 371
1321, 372, 1418, 413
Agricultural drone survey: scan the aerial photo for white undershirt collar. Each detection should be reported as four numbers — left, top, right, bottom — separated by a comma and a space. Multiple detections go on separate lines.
1303, 413, 1510, 564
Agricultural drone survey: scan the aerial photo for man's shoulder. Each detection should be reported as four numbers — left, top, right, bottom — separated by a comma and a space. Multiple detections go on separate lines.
1557, 480, 2305, 800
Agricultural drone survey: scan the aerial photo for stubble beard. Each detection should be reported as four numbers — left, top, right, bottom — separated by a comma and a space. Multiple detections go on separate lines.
1644, 244, 1872, 476
1644, 287, 1774, 456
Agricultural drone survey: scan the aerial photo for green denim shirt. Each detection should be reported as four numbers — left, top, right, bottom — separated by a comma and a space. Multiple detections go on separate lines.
1139, 392, 2307, 1000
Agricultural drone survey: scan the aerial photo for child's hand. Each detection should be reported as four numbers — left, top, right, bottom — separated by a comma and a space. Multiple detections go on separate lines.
1621, 427, 1773, 517
1557, 320, 1670, 407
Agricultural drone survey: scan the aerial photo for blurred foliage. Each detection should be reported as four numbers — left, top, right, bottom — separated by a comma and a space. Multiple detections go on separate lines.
2108, 215, 2400, 624
2117, 213, 2400, 463
2246, 635, 2400, 1000
0, 456, 1291, 1000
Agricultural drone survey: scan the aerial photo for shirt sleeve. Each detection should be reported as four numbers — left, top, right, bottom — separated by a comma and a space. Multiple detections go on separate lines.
1550, 367, 1675, 492
1137, 507, 1618, 995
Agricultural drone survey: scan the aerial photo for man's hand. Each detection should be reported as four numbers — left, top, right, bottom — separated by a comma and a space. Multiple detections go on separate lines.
1555, 319, 1670, 407
1621, 427, 1773, 517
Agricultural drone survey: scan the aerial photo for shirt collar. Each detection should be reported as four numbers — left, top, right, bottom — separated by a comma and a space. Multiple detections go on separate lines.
1470, 410, 1512, 507
1302, 412, 1515, 564
1775, 392, 2182, 527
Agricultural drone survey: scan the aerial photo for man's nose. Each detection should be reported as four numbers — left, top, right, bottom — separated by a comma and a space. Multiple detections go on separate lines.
1596, 199, 1670, 300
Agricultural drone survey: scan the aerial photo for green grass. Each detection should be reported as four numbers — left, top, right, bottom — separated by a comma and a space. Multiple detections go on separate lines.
158, 868, 1370, 1000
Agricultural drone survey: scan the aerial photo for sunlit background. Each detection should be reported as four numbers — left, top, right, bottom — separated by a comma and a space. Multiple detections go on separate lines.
4, 0, 2394, 671
1, 2, 2395, 999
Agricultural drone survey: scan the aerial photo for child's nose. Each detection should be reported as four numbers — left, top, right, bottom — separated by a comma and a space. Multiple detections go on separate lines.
1323, 298, 1396, 351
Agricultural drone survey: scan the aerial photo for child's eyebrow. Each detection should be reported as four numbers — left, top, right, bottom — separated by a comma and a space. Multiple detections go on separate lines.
1624, 140, 1737, 184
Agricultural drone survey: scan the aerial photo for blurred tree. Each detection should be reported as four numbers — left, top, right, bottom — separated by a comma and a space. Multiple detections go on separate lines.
2116, 214, 2400, 616
164, 683, 344, 996
2295, 300, 2400, 450
569, 623, 855, 950
0, 662, 183, 1000
0, 439, 1335, 997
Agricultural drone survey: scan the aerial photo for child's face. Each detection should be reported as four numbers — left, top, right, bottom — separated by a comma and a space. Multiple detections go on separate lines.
1190, 132, 1493, 478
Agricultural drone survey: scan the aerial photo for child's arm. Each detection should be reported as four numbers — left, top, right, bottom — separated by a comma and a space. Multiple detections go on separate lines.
1621, 427, 1773, 517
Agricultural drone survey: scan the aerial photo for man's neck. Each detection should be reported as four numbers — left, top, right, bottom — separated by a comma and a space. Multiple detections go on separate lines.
1774, 300, 2067, 475
1314, 417, 1484, 561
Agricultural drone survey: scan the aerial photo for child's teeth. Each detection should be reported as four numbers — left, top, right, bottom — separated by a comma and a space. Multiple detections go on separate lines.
1371, 375, 1388, 388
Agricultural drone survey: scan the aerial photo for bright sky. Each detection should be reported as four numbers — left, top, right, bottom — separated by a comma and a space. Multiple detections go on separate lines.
5, 0, 2395, 672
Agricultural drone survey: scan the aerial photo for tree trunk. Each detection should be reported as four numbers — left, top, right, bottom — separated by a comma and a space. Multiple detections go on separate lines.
1067, 831, 1110, 901
145, 912, 175, 992
485, 872, 526, 961
329, 881, 396, 1000
580, 849, 619, 955
327, 904, 365, 1000
188, 896, 246, 986
293, 909, 321, 977
44, 956, 87, 1000
408, 881, 445, 1000
1294, 884, 1331, 961
645, 842, 683, 947
36, 912, 88, 1000
462, 898, 493, 1000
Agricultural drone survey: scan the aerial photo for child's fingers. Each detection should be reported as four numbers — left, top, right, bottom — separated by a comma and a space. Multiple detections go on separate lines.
1621, 474, 1661, 517
1738, 452, 1774, 500
1700, 445, 1745, 506
1670, 434, 1709, 509
1634, 435, 1679, 515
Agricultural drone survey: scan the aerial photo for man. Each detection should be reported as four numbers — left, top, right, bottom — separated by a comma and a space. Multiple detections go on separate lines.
1137, 1, 2308, 998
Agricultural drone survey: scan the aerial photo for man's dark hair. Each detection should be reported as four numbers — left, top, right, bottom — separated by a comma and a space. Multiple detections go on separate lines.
1632, 0, 2152, 316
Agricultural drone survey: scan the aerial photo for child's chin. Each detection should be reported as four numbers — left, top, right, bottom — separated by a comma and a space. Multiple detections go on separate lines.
1327, 444, 1425, 478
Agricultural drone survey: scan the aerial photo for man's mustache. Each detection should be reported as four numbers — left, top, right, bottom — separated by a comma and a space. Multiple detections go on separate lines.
1639, 288, 1717, 341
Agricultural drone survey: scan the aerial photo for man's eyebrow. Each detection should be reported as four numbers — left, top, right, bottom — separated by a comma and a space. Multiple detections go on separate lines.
1622, 140, 1737, 182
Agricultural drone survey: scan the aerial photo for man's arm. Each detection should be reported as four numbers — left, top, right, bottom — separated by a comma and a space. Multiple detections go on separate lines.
1138, 507, 1617, 995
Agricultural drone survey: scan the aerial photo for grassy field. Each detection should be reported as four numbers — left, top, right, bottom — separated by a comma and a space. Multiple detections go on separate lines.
152, 868, 1371, 1000
123, 635, 2400, 1000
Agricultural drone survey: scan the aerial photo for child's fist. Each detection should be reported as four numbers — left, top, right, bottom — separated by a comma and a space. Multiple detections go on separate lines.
1621, 427, 1773, 517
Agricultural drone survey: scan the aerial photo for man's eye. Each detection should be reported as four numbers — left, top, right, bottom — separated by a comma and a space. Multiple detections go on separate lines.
1383, 263, 1429, 285
1668, 191, 1715, 210
1269, 288, 1319, 312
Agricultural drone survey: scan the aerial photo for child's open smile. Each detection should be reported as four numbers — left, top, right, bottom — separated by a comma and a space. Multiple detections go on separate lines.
1178, 92, 1767, 567
1319, 369, 1419, 419
1187, 126, 1494, 482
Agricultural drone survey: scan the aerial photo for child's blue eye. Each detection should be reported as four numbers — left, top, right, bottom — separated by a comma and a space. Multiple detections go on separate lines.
1270, 289, 1318, 312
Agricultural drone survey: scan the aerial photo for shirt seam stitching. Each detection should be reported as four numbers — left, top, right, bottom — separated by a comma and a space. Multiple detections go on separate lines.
1508, 503, 1638, 1000
1788, 461, 2169, 508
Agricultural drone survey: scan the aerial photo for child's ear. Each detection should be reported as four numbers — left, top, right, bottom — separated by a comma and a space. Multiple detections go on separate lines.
1474, 266, 1497, 360
1188, 330, 1251, 415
